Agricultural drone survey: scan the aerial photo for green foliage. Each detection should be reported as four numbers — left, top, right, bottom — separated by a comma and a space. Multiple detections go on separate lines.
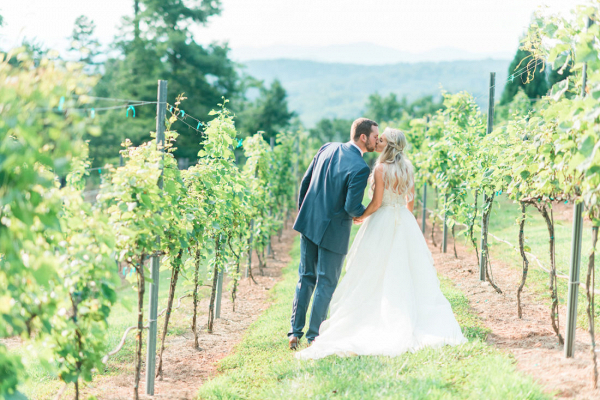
366, 92, 406, 121
49, 145, 118, 388
495, 88, 534, 123
69, 15, 101, 68
366, 93, 445, 123
0, 48, 298, 393
238, 79, 295, 141
0, 49, 95, 396
412, 91, 486, 233
308, 117, 353, 143
190, 100, 253, 276
243, 133, 278, 255
522, 3, 600, 219
272, 131, 298, 215
89, 0, 239, 164
548, 63, 572, 88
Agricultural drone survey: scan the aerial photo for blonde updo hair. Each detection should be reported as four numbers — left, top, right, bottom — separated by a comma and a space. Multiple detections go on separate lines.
372, 128, 414, 200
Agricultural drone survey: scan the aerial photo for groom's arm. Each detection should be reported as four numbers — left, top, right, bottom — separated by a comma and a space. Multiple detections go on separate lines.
344, 165, 370, 218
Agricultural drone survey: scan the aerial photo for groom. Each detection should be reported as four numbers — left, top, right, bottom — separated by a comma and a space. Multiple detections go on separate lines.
288, 118, 379, 349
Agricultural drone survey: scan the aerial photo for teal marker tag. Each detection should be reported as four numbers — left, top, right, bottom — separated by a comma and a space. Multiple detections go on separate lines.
126, 105, 135, 118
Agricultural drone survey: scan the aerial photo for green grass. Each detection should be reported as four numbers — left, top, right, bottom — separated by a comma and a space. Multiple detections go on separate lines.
17, 258, 212, 399
197, 233, 550, 400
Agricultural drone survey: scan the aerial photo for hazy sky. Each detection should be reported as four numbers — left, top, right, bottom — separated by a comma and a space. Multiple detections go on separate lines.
0, 0, 586, 55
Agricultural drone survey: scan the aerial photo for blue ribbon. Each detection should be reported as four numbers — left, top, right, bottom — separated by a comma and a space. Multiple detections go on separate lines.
197, 121, 202, 130
180, 110, 185, 117
509, 74, 515, 82
58, 96, 65, 111
126, 105, 135, 118
90, 108, 95, 119
237, 138, 243, 148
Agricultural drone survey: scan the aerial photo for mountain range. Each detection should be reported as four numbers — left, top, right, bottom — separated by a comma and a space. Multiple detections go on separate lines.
240, 58, 512, 126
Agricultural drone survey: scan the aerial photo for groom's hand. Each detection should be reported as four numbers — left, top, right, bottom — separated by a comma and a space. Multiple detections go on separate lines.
353, 217, 364, 225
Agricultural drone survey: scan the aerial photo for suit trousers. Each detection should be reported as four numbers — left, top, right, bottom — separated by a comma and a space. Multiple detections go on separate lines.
288, 235, 346, 341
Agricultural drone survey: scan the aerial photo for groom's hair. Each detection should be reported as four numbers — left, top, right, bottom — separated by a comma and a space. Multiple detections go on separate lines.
351, 118, 378, 142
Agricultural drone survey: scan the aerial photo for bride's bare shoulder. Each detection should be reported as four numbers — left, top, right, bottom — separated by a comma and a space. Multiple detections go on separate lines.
372, 164, 385, 179
373, 163, 386, 173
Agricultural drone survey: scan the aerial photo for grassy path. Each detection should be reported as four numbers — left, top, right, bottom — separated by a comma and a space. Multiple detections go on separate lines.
197, 233, 550, 400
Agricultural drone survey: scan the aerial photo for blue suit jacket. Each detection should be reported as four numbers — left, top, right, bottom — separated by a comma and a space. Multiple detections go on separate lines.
293, 142, 371, 255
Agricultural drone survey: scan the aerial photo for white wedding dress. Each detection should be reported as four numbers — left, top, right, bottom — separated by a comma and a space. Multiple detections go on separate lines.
296, 188, 467, 360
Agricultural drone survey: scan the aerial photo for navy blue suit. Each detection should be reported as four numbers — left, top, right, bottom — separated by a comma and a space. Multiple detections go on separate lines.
289, 142, 370, 341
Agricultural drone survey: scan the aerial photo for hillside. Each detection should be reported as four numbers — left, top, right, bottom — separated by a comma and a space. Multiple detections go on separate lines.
241, 59, 511, 126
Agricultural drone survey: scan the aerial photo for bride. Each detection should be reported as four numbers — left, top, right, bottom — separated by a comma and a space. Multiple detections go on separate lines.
296, 128, 466, 360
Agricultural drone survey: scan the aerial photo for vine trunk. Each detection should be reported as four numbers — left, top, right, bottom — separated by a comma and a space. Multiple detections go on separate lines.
517, 201, 529, 319
192, 247, 201, 349
133, 254, 146, 400
586, 226, 599, 388
156, 249, 183, 379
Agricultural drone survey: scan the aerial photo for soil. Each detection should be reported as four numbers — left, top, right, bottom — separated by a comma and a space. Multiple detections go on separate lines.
81, 223, 297, 400
423, 216, 599, 399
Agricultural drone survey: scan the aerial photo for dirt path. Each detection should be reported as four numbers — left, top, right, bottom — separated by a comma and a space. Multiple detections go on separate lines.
83, 224, 298, 400
423, 218, 599, 399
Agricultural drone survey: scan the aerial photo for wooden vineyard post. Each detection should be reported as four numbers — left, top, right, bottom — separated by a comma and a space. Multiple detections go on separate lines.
146, 80, 167, 395
566, 19, 591, 357
215, 269, 224, 318
442, 193, 448, 253
267, 137, 275, 257
422, 183, 427, 234
479, 72, 495, 282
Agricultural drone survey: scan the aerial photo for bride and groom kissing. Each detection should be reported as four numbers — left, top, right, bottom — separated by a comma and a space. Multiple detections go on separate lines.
288, 118, 466, 359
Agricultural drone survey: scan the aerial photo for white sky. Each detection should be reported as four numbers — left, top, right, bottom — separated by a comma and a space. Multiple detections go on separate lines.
0, 0, 586, 54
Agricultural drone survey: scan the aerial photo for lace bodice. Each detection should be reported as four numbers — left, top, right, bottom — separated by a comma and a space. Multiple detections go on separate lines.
381, 188, 407, 207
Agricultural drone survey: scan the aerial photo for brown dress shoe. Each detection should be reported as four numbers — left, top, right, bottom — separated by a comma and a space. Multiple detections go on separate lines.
289, 336, 299, 350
